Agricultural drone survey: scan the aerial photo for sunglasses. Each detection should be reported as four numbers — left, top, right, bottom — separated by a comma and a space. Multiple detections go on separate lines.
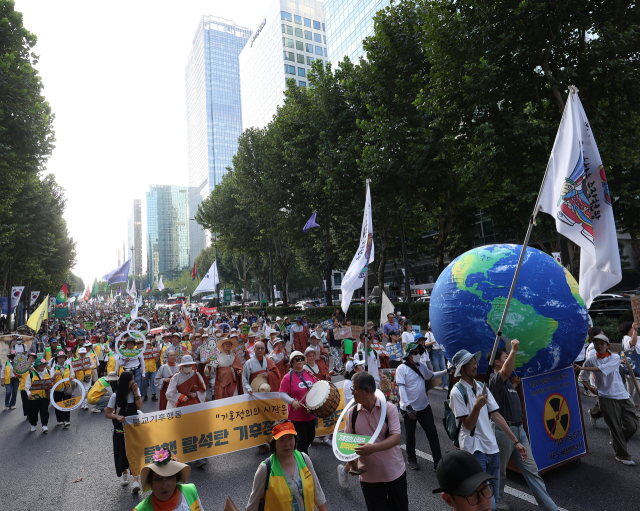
293, 357, 305, 362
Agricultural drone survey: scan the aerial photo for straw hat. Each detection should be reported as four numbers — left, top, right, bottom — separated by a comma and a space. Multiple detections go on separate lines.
289, 350, 305, 364
218, 336, 239, 352
103, 371, 119, 382
379, 378, 393, 392
251, 373, 271, 393
140, 449, 190, 492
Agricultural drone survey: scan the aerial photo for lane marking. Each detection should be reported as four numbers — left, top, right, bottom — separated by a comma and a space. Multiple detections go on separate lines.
400, 445, 568, 511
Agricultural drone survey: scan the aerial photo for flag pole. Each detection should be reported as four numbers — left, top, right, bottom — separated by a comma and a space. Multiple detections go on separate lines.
318, 226, 330, 306
482, 88, 574, 393
364, 179, 370, 372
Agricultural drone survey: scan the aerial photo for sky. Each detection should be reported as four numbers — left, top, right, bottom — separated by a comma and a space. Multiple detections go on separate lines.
14, 0, 266, 288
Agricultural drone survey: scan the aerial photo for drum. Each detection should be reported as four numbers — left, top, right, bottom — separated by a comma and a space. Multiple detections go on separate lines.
305, 380, 340, 418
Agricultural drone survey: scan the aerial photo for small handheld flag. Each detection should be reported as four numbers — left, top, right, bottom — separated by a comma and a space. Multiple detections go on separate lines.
191, 262, 197, 281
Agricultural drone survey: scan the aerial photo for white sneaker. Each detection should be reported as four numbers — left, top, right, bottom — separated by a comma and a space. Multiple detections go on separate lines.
90, 408, 102, 413
337, 464, 349, 489
57, 421, 65, 426
131, 477, 141, 493
616, 457, 636, 466
121, 474, 130, 486
432, 385, 443, 390
63, 422, 71, 429
3, 406, 9, 411
41, 426, 48, 434
30, 425, 37, 432
9, 406, 16, 409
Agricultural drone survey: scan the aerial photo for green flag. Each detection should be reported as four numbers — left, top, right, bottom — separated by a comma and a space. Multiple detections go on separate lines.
103, 282, 108, 292
90, 278, 98, 298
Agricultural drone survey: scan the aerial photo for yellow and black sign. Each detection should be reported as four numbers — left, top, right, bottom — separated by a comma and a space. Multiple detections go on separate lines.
543, 393, 571, 440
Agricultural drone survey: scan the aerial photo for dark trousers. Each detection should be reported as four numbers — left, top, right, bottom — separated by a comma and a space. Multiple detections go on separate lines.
28, 397, 49, 426
53, 390, 71, 423
20, 390, 29, 416
292, 419, 316, 454
98, 360, 107, 377
360, 471, 408, 511
4, 378, 19, 407
403, 405, 442, 465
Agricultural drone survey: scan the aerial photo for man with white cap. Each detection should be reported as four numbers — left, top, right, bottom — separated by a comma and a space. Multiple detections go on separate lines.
165, 355, 206, 409
73, 346, 96, 410
450, 349, 526, 511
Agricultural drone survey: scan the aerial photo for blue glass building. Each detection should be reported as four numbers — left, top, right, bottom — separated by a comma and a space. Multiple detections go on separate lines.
146, 185, 190, 284
186, 16, 251, 264
325, 0, 389, 64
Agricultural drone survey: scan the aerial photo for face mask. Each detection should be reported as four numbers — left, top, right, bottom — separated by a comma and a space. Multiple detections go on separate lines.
181, 366, 192, 375
412, 354, 421, 364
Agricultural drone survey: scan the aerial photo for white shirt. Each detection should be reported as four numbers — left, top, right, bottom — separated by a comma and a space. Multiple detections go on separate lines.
396, 362, 433, 412
115, 353, 146, 377
107, 391, 135, 410
583, 353, 629, 400
401, 331, 414, 348
451, 378, 500, 455
354, 350, 380, 386
343, 379, 354, 404
622, 335, 640, 354
425, 331, 441, 350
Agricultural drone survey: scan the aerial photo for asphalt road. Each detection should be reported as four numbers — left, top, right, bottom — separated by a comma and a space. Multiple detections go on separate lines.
1, 388, 638, 511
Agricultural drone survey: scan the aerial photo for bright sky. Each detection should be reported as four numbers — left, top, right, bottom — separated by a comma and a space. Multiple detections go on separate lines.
15, 0, 265, 287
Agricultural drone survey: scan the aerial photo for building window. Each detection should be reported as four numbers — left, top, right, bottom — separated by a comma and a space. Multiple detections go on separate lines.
284, 38, 293, 48
305, 30, 312, 40
298, 67, 306, 77
294, 14, 302, 24
324, 48, 327, 57
284, 64, 295, 75
333, 272, 342, 285
304, 17, 311, 27
314, 33, 322, 42
295, 27, 303, 37
322, 23, 325, 32
281, 11, 292, 21
306, 56, 314, 65
299, 81, 307, 87
313, 20, 321, 30
282, 24, 292, 35
296, 41, 304, 51
324, 35, 326, 44
296, 53, 305, 63
315, 46, 323, 55
306, 43, 313, 53
283, 51, 294, 61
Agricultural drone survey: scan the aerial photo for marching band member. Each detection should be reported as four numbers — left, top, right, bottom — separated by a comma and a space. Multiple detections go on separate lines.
25, 355, 52, 433
154, 349, 179, 411
2, 350, 19, 410
73, 347, 96, 410
19, 352, 37, 418
51, 350, 74, 427
105, 371, 143, 491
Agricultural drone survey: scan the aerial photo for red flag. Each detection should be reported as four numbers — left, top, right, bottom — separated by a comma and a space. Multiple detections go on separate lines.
191, 262, 197, 281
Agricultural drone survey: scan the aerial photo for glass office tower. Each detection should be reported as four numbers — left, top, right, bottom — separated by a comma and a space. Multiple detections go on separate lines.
127, 199, 143, 276
186, 16, 251, 265
324, 0, 389, 64
240, 0, 327, 130
146, 185, 190, 284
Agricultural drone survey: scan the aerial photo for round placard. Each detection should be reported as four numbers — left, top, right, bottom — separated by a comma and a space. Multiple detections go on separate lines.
114, 330, 147, 358
50, 378, 87, 412
128, 317, 150, 334
332, 389, 388, 462
13, 352, 31, 375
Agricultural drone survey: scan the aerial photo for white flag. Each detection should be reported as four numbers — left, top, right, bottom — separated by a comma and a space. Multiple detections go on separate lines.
341, 182, 374, 314
30, 291, 41, 306
158, 276, 165, 291
131, 300, 139, 320
11, 286, 25, 311
380, 290, 395, 328
537, 86, 621, 307
130, 280, 137, 298
193, 260, 220, 295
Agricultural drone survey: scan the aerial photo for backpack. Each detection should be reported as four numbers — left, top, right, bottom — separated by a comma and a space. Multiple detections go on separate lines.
443, 381, 482, 447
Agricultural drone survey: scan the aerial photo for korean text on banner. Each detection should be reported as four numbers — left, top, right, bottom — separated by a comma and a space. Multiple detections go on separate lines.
521, 367, 586, 471
124, 381, 346, 475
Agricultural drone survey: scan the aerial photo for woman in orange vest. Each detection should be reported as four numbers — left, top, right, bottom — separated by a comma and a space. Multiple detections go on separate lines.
246, 419, 329, 511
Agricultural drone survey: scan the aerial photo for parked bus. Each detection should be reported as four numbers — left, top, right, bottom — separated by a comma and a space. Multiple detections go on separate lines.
167, 295, 187, 306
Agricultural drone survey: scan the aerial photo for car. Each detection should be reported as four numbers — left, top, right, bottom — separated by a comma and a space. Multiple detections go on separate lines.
588, 296, 631, 318
274, 301, 284, 307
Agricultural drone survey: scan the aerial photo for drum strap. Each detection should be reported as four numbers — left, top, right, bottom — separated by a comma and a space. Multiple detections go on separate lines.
351, 406, 389, 438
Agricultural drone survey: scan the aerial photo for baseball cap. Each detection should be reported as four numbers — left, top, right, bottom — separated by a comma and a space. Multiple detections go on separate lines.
271, 421, 297, 440
432, 450, 496, 496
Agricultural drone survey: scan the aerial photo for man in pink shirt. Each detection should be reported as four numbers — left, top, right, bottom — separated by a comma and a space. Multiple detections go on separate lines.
341, 371, 408, 511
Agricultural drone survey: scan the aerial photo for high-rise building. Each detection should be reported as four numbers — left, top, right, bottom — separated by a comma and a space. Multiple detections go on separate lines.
239, 0, 327, 130
127, 199, 143, 276
146, 185, 190, 284
324, 0, 388, 64
186, 16, 251, 265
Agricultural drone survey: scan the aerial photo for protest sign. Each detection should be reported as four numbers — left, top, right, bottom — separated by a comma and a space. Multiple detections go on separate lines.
29, 379, 55, 391
71, 357, 93, 372
386, 342, 403, 362
320, 319, 333, 330
631, 295, 640, 324
124, 381, 346, 474
349, 325, 363, 338
333, 327, 352, 340
143, 346, 159, 360
83, 321, 95, 330
200, 307, 218, 315
241, 325, 250, 335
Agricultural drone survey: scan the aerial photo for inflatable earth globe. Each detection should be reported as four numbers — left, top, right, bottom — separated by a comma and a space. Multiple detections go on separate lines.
429, 244, 588, 377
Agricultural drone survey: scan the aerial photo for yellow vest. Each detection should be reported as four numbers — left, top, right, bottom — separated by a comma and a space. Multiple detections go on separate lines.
94, 343, 102, 359
4, 361, 14, 384
263, 451, 315, 511
19, 369, 30, 391
87, 377, 111, 404
106, 353, 116, 374
73, 357, 91, 381
133, 484, 200, 511
51, 363, 72, 389
29, 369, 52, 399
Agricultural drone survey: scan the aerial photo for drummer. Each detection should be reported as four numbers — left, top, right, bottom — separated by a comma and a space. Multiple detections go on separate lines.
50, 350, 75, 428
242, 341, 281, 396
25, 355, 52, 433
19, 353, 37, 417
267, 337, 288, 384
279, 351, 317, 455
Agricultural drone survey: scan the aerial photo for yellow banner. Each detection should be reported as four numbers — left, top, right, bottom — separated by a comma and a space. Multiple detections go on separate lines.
124, 381, 346, 475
